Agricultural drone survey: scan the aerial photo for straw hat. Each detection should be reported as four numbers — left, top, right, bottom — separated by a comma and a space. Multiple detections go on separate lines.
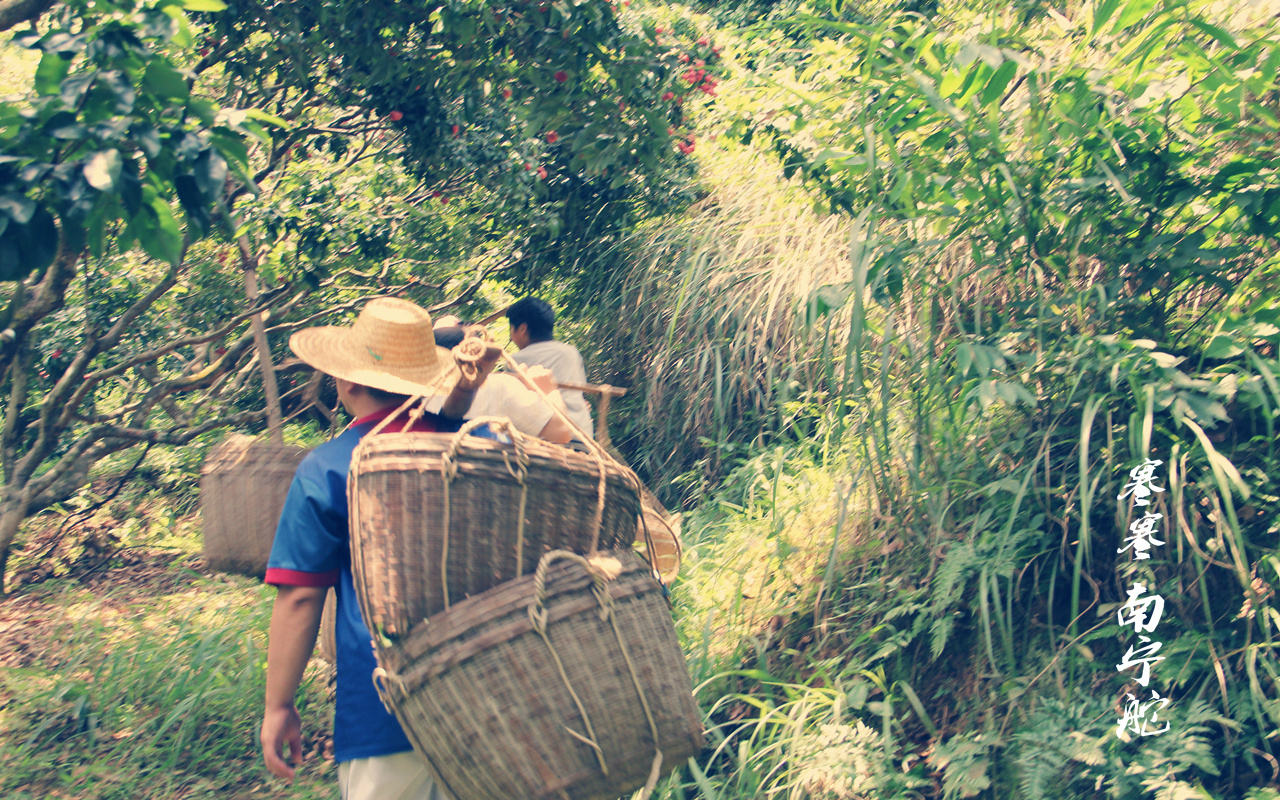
289, 297, 458, 397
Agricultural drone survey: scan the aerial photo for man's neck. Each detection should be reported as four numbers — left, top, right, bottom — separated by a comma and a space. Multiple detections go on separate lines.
346, 397, 402, 422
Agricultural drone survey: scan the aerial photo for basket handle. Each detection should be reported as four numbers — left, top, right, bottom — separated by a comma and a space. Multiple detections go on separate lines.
528, 550, 611, 631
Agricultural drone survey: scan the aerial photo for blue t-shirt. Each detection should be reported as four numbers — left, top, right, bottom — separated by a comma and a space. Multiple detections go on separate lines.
266, 409, 466, 762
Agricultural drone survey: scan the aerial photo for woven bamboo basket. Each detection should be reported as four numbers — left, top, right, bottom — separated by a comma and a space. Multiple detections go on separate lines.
200, 434, 307, 577
375, 548, 704, 800
349, 418, 641, 638
636, 488, 683, 584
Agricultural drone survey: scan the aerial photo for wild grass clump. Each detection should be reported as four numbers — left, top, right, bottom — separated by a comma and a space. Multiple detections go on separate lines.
0, 578, 335, 800
582, 141, 863, 503
592, 0, 1280, 794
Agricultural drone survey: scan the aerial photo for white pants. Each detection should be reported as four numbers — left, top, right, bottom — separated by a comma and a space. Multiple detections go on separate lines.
339, 751, 452, 800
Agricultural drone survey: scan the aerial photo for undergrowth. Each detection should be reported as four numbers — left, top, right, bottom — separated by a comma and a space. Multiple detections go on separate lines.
0, 574, 335, 799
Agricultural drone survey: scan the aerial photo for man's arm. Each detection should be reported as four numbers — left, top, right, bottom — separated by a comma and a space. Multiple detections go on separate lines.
522, 366, 574, 444
439, 340, 504, 419
260, 584, 327, 780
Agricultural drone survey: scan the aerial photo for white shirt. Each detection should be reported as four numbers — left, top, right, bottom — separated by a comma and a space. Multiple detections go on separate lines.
510, 340, 594, 440
422, 374, 554, 437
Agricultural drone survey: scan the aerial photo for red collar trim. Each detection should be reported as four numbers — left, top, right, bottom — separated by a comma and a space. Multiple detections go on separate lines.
352, 407, 402, 428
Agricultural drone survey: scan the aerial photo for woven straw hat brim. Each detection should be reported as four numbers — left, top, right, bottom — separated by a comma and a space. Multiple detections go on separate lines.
290, 327, 459, 397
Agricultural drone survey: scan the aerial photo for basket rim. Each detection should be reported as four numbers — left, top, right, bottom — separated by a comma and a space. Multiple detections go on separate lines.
380, 551, 656, 678
351, 430, 637, 479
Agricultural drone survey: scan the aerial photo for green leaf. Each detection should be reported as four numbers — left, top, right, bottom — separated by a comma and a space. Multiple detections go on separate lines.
0, 194, 36, 224
956, 342, 973, 376
128, 189, 183, 265
143, 59, 189, 101
1112, 0, 1160, 33
0, 206, 57, 281
83, 149, 122, 191
187, 98, 217, 126
1204, 334, 1243, 359
981, 60, 1017, 106
938, 68, 965, 97
808, 282, 852, 321
159, 5, 193, 47
34, 52, 71, 96
1148, 351, 1183, 368
1187, 19, 1237, 49
176, 0, 227, 10
245, 109, 289, 129
1091, 0, 1123, 34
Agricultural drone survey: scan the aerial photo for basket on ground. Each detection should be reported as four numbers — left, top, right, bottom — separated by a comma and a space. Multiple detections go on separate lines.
349, 419, 641, 637
200, 434, 306, 577
374, 548, 704, 800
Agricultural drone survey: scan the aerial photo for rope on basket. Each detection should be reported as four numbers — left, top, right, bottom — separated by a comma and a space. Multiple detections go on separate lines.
527, 550, 667, 799
499, 352, 643, 554
439, 416, 526, 610
605, 596, 665, 799
528, 550, 609, 776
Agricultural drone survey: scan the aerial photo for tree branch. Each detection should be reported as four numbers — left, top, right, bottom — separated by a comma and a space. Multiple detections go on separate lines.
26, 410, 264, 509
1, 344, 30, 485
0, 231, 83, 381
0, 0, 56, 32
50, 262, 179, 433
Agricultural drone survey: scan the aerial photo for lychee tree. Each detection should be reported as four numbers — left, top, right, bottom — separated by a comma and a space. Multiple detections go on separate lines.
195, 0, 725, 286
0, 0, 726, 588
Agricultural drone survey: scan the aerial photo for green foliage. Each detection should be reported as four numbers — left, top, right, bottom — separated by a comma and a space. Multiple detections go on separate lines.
0, 0, 261, 273
194, 0, 724, 287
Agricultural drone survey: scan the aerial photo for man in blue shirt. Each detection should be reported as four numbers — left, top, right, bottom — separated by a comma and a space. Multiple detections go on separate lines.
259, 297, 559, 799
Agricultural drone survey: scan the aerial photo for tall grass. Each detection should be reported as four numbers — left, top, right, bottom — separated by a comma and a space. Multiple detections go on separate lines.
586, 26, 1280, 788
584, 143, 866, 502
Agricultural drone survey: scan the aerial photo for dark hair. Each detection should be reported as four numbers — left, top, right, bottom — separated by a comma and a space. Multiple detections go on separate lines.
364, 385, 412, 405
506, 297, 555, 342
433, 325, 466, 350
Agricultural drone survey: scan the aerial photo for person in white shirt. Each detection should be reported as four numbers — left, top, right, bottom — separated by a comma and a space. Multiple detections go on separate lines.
423, 324, 571, 441
506, 297, 594, 441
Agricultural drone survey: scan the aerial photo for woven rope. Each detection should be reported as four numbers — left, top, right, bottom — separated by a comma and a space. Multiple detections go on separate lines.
525, 549, 667, 796
605, 597, 665, 800
438, 416, 523, 611
528, 550, 610, 776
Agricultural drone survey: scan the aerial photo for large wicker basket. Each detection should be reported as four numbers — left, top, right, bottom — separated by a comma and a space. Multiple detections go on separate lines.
200, 435, 306, 577
637, 488, 683, 584
349, 420, 641, 637
375, 549, 704, 800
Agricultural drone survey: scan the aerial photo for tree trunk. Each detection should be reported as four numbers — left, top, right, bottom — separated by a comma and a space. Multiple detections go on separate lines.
0, 491, 31, 595
0, 0, 56, 32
